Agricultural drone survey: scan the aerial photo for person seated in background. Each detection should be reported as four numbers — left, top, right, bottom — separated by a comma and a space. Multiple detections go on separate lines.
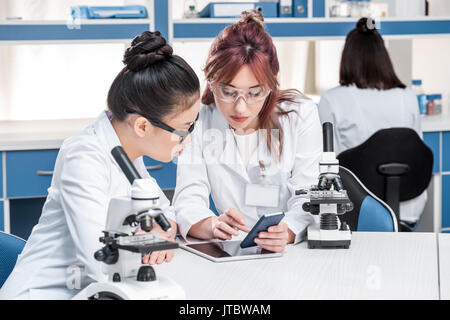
318, 17, 426, 229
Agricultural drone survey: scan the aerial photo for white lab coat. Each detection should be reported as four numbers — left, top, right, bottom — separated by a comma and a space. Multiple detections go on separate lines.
0, 111, 175, 300
174, 96, 323, 244
318, 85, 427, 223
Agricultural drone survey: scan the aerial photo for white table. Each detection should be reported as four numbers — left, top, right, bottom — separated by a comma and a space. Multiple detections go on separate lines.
155, 232, 439, 300
439, 233, 450, 300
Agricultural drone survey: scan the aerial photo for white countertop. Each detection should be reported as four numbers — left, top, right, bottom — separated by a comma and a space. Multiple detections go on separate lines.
422, 113, 450, 132
155, 232, 439, 300
438, 233, 450, 300
0, 113, 449, 151
0, 118, 94, 151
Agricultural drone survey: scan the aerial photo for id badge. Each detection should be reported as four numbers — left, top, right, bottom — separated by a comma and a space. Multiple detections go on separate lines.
245, 183, 280, 208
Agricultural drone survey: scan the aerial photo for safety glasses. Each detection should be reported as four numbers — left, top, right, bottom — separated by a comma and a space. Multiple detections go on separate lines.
149, 113, 199, 144
209, 81, 271, 105
127, 110, 199, 144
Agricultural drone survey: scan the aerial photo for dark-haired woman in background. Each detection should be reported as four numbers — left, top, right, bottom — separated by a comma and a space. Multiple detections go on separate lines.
0, 31, 200, 299
318, 18, 426, 228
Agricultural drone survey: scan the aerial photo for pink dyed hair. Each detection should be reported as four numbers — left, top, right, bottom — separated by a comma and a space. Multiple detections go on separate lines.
202, 10, 301, 158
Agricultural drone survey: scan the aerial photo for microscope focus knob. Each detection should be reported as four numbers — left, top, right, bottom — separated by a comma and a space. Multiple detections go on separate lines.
302, 202, 311, 212
94, 246, 119, 264
94, 248, 107, 262
137, 266, 156, 282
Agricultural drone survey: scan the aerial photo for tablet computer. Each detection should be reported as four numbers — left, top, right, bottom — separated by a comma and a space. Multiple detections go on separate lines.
180, 240, 282, 263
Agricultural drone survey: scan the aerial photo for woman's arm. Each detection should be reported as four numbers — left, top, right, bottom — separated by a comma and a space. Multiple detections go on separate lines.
59, 141, 112, 283
188, 216, 217, 240
173, 112, 216, 239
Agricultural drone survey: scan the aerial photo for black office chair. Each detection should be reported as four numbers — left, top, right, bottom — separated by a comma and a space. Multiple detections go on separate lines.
337, 128, 433, 232
338, 166, 397, 232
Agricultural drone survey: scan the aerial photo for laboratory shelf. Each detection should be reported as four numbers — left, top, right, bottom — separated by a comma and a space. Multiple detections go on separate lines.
0, 19, 152, 43
2, 16, 450, 43
172, 16, 450, 41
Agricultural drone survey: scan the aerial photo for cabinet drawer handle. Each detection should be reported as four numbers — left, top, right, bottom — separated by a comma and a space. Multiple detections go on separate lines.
37, 170, 53, 176
145, 164, 164, 171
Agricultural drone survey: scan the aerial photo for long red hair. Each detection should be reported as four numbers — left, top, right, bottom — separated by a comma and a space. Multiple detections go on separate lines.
202, 10, 302, 159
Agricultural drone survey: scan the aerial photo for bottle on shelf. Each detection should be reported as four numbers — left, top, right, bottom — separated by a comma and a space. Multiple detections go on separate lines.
349, 0, 361, 17
426, 95, 436, 115
183, 0, 199, 19
329, 0, 341, 17
340, 0, 350, 17
434, 94, 443, 115
359, 0, 372, 17
412, 80, 427, 115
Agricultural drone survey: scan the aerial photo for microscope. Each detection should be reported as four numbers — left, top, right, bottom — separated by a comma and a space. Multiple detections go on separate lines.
296, 123, 354, 249
73, 146, 185, 300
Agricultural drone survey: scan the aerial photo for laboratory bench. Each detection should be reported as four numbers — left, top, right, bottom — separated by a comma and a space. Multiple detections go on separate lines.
1, 114, 449, 239
438, 233, 450, 300
156, 232, 440, 300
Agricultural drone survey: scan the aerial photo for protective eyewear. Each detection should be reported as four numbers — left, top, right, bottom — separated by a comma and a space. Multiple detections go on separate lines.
209, 81, 271, 105
127, 110, 199, 144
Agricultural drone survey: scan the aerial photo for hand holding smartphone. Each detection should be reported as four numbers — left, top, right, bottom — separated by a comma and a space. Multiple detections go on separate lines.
240, 212, 285, 249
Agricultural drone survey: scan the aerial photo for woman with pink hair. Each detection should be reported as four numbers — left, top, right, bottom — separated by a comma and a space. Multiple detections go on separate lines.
174, 11, 323, 252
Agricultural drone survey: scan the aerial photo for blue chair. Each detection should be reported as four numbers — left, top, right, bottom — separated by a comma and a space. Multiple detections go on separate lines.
337, 128, 433, 232
339, 166, 398, 232
0, 231, 26, 288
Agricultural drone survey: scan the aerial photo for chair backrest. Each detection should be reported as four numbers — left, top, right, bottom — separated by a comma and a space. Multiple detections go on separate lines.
337, 128, 433, 220
339, 166, 398, 232
0, 231, 26, 288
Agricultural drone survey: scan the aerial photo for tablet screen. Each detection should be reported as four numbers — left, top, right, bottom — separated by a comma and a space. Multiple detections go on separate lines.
182, 240, 282, 262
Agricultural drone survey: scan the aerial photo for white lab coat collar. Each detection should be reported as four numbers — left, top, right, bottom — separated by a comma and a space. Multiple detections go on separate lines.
93, 110, 123, 164
208, 106, 251, 183
208, 106, 279, 184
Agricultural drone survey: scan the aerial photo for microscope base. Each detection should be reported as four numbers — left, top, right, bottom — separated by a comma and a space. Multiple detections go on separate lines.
72, 275, 186, 300
307, 223, 351, 249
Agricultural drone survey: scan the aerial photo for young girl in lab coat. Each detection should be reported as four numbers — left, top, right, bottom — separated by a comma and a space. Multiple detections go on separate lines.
174, 11, 323, 252
318, 18, 426, 229
0, 31, 200, 299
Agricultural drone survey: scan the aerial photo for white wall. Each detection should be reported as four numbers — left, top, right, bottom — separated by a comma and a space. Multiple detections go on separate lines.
412, 38, 450, 114
412, 0, 450, 114
428, 0, 450, 15
0, 0, 127, 120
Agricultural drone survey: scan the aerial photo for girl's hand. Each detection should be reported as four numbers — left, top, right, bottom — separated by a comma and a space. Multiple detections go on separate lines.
254, 222, 295, 253
141, 219, 177, 266
211, 208, 251, 240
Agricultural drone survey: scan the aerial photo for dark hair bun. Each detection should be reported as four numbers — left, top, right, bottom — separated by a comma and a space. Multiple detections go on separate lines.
356, 17, 377, 34
123, 31, 173, 72
239, 10, 265, 30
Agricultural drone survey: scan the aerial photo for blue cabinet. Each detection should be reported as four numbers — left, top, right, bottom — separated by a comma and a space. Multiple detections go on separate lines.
0, 154, 3, 198
6, 150, 59, 198
424, 132, 440, 173
443, 175, 450, 230
442, 132, 450, 172
0, 200, 3, 231
143, 156, 177, 190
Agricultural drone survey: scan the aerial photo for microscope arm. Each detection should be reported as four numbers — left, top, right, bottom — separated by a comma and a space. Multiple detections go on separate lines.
111, 146, 172, 232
